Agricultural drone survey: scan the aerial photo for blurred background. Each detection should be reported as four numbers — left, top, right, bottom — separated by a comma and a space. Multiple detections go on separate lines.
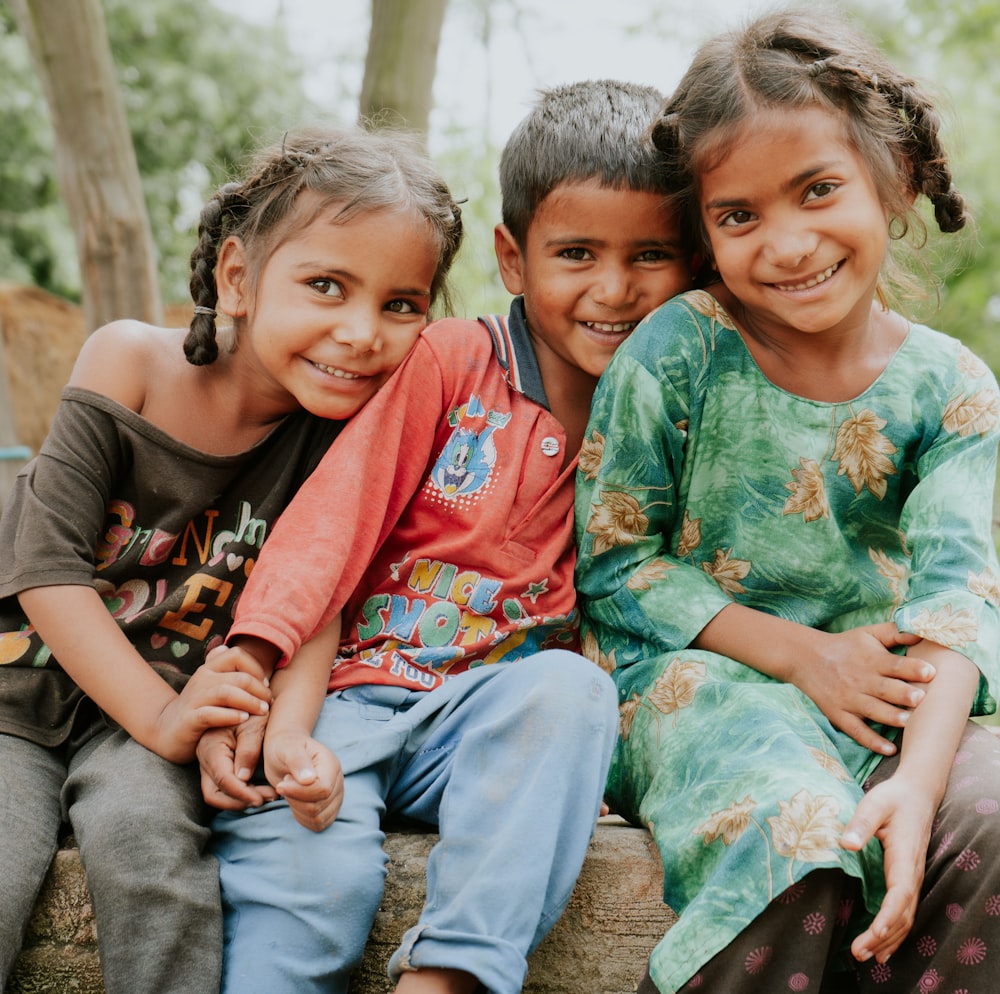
1, 0, 996, 344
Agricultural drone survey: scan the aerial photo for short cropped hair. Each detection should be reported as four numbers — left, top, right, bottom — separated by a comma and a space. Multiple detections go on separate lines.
499, 79, 668, 247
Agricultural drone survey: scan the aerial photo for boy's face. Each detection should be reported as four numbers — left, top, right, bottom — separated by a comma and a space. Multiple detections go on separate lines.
495, 178, 689, 380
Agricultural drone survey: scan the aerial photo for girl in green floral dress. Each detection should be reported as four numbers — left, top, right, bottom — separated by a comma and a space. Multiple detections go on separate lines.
575, 8, 1000, 993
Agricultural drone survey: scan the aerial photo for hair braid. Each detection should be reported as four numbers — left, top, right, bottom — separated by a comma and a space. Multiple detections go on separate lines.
185, 183, 249, 365
891, 80, 968, 233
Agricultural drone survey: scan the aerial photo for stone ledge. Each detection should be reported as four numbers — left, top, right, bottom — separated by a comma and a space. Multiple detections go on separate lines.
12, 818, 675, 994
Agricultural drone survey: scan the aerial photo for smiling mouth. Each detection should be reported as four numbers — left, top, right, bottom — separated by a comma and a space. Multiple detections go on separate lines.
773, 261, 842, 292
585, 320, 638, 334
311, 360, 361, 380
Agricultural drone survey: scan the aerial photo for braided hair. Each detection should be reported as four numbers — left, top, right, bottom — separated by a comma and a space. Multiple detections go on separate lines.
185, 125, 463, 365
650, 7, 967, 303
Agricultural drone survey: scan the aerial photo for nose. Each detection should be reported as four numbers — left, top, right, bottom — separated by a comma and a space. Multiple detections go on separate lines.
763, 220, 819, 269
591, 262, 636, 309
330, 307, 381, 354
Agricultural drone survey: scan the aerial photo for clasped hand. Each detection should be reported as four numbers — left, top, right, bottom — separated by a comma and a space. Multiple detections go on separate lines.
154, 642, 271, 763
796, 623, 934, 754
196, 645, 343, 832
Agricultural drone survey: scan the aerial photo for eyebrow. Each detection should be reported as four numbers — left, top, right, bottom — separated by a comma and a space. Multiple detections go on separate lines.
294, 261, 431, 297
544, 236, 686, 249
704, 162, 841, 211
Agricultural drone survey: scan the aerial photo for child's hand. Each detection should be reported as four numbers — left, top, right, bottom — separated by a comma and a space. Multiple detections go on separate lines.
841, 772, 934, 964
795, 623, 931, 754
152, 646, 272, 762
264, 730, 344, 833
198, 718, 277, 810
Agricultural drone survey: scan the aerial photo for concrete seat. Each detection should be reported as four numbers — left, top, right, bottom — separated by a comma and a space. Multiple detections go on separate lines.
12, 817, 675, 994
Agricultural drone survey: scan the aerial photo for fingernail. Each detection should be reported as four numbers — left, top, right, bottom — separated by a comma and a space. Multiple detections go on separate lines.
237, 767, 251, 781
842, 830, 862, 847
898, 711, 909, 724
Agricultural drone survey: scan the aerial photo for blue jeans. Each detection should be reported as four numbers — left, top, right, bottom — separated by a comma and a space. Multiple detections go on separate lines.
211, 650, 618, 994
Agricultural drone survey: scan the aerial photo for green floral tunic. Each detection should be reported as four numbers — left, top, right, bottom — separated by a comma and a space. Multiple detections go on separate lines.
574, 290, 1000, 992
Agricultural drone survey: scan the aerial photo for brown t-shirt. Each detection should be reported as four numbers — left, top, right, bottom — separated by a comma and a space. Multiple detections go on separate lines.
0, 386, 342, 746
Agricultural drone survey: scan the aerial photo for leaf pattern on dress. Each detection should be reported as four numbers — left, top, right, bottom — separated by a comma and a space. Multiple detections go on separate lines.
686, 289, 737, 329
619, 693, 642, 739
783, 458, 830, 522
958, 346, 990, 380
581, 627, 617, 674
701, 548, 751, 595
694, 795, 756, 846
832, 409, 897, 499
767, 790, 843, 863
869, 548, 909, 609
586, 490, 649, 555
627, 558, 677, 591
676, 510, 702, 558
910, 604, 979, 648
943, 389, 1000, 438
968, 567, 1000, 608
646, 659, 706, 720
579, 430, 604, 481
808, 748, 852, 782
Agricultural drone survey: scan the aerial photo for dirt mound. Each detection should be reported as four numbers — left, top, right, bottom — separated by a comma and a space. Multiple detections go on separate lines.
0, 285, 192, 453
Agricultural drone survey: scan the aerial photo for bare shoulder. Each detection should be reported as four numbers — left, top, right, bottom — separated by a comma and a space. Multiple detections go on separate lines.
69, 320, 188, 413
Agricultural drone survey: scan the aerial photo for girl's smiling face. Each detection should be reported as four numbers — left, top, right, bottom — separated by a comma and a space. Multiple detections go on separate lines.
226, 197, 439, 422
698, 105, 890, 347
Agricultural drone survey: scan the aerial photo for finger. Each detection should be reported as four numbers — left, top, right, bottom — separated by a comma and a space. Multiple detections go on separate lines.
883, 653, 935, 685
841, 793, 889, 852
204, 645, 270, 683
867, 623, 921, 649
192, 682, 270, 716
837, 713, 898, 756
285, 787, 344, 833
206, 771, 274, 809
233, 728, 266, 783
264, 752, 317, 790
868, 679, 927, 712
190, 705, 256, 734
851, 891, 914, 963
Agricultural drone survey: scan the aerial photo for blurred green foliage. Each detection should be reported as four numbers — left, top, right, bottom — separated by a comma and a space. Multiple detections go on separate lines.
857, 0, 1000, 373
0, 0, 998, 356
0, 0, 330, 305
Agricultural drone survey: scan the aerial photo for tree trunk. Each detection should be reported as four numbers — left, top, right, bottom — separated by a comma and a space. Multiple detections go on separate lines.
359, 0, 449, 139
10, 0, 162, 331
0, 331, 31, 515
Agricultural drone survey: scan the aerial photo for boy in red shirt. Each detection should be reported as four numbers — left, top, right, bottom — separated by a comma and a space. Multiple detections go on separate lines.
202, 80, 694, 994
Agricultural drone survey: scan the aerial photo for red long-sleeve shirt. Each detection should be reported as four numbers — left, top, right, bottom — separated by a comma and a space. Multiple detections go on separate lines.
228, 306, 581, 693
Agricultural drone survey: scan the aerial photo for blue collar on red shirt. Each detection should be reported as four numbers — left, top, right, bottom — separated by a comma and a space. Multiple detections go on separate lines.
478, 297, 550, 412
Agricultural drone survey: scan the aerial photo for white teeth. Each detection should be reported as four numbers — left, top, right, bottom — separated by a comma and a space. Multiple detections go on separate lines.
587, 321, 637, 334
312, 361, 360, 379
775, 262, 840, 292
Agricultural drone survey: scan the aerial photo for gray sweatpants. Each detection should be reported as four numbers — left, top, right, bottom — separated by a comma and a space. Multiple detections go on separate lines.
0, 726, 221, 994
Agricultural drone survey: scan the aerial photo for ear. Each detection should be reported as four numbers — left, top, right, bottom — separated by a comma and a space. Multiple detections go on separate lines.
494, 224, 526, 296
215, 236, 249, 318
